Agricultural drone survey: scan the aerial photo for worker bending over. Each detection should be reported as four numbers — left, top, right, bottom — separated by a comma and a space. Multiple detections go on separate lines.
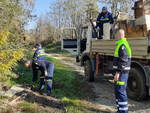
96, 7, 114, 39
113, 29, 131, 113
25, 60, 54, 95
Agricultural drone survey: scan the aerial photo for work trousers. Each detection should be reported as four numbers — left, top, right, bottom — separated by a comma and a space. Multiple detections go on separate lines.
40, 63, 54, 94
115, 73, 129, 113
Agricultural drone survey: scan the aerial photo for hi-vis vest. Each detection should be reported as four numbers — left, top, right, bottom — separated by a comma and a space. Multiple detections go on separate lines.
33, 49, 46, 61
114, 38, 132, 58
113, 38, 132, 72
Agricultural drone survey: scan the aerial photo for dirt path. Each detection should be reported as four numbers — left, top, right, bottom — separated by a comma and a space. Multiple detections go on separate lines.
47, 53, 150, 113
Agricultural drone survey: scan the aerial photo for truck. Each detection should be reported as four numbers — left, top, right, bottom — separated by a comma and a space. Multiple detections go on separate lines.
62, 0, 150, 101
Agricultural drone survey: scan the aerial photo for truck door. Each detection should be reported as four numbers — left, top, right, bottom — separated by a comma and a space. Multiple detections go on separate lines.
61, 28, 78, 55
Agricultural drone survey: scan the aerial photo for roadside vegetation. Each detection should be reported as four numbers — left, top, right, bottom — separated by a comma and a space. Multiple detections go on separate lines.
44, 41, 69, 54
0, 51, 98, 113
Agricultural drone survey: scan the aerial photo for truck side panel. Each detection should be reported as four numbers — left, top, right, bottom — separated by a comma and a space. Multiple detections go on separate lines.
91, 37, 148, 59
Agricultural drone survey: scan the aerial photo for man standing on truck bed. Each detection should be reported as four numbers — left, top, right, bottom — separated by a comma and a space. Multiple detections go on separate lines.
113, 29, 131, 113
96, 6, 114, 39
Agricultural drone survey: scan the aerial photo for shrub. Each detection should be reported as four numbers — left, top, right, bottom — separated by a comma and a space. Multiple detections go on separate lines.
0, 30, 24, 79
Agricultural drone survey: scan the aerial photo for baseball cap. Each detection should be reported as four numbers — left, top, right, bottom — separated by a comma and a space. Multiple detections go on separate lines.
35, 43, 41, 47
102, 6, 107, 11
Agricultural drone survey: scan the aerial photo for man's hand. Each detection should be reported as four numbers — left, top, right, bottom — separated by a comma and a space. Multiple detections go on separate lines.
114, 72, 120, 82
32, 48, 36, 52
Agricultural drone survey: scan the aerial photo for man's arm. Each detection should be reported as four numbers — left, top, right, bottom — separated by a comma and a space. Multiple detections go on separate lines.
33, 49, 39, 60
113, 45, 127, 81
109, 13, 114, 24
117, 45, 129, 74
96, 13, 101, 28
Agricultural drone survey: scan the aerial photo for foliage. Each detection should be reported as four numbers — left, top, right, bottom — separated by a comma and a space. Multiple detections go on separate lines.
31, 0, 99, 43
11, 55, 94, 113
11, 56, 84, 98
0, 0, 34, 81
18, 101, 46, 113
31, 15, 60, 43
0, 30, 24, 79
44, 42, 69, 54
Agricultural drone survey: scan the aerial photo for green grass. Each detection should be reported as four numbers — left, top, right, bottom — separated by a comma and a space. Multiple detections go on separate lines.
10, 56, 90, 113
18, 101, 46, 113
44, 41, 69, 54
11, 56, 84, 99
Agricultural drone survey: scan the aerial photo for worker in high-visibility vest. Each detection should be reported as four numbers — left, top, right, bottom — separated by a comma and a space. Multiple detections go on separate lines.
32, 43, 46, 62
96, 6, 114, 39
113, 29, 132, 113
32, 43, 46, 82
25, 60, 54, 95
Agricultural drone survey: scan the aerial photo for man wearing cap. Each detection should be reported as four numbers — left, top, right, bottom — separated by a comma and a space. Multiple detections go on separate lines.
96, 7, 114, 39
32, 43, 46, 83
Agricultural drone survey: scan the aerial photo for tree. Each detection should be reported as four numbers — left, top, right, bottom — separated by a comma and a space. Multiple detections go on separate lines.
0, 0, 34, 78
32, 14, 60, 44
98, 0, 135, 18
49, 0, 99, 38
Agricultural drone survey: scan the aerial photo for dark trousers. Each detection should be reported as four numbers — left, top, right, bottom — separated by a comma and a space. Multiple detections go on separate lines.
115, 73, 128, 113
98, 27, 103, 39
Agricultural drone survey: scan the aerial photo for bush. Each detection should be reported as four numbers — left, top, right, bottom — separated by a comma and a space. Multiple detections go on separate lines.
0, 30, 24, 79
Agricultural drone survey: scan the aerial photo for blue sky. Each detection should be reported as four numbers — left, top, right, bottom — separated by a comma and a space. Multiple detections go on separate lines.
26, 0, 54, 30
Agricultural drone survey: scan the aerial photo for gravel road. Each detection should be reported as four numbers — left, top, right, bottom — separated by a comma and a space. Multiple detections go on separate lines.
47, 53, 150, 113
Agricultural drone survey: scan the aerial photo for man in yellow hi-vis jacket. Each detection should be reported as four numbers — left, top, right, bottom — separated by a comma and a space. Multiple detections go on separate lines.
113, 29, 132, 113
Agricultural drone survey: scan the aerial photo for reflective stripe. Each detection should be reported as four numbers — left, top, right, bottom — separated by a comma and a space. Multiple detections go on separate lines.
100, 18, 109, 21
39, 50, 44, 52
117, 81, 125, 85
96, 21, 100, 22
46, 79, 52, 82
118, 102, 128, 105
119, 107, 128, 111
40, 76, 45, 78
122, 66, 130, 70
37, 53, 46, 57
33, 58, 37, 60
124, 67, 130, 70
113, 66, 118, 69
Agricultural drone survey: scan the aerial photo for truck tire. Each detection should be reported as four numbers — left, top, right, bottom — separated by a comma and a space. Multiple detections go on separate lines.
127, 68, 148, 101
84, 60, 94, 82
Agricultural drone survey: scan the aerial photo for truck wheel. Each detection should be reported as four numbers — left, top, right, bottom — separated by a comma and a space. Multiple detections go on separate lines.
127, 68, 148, 101
84, 60, 94, 82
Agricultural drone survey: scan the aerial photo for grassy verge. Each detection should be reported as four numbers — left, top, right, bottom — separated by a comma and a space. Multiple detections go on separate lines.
44, 41, 69, 54
9, 55, 93, 113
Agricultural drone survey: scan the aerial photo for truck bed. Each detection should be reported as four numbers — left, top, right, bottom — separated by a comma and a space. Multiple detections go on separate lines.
91, 37, 149, 59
